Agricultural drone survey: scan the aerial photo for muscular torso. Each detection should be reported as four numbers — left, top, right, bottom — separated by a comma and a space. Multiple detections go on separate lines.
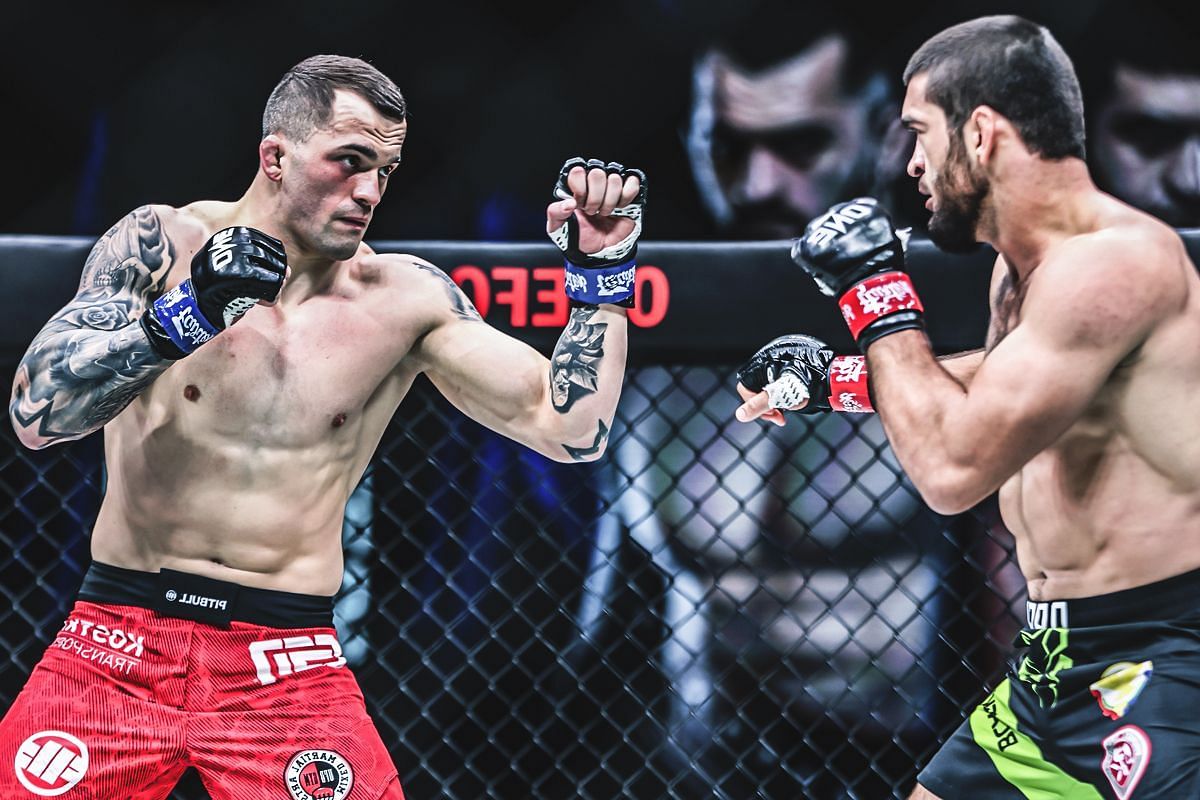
93, 202, 433, 595
989, 225, 1200, 600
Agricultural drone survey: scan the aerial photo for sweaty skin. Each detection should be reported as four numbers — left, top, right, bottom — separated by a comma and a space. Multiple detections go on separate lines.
874, 73, 1200, 602
10, 90, 631, 596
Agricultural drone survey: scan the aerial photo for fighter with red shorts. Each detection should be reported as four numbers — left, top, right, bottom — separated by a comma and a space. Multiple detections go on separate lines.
5, 53, 645, 798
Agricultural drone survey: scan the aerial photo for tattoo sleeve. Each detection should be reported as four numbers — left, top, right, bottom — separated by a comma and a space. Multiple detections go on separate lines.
549, 306, 607, 413
9, 206, 176, 446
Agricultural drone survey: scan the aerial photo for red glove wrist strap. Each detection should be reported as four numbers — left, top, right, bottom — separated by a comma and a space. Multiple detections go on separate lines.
828, 355, 873, 413
837, 271, 924, 341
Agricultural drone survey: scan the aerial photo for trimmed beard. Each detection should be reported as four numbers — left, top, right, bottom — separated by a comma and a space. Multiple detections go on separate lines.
927, 133, 989, 254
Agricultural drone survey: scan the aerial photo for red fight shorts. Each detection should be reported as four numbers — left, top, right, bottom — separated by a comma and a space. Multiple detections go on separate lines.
0, 561, 405, 799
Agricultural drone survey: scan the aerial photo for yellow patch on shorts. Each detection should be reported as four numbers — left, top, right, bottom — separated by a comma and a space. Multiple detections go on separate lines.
1089, 661, 1153, 720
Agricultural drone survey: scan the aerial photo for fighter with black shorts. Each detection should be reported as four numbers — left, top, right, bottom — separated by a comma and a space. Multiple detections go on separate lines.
4, 54, 645, 798
733, 16, 1200, 798
922, 569, 1200, 798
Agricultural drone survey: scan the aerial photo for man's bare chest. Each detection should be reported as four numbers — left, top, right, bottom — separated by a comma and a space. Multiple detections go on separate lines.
986, 273, 1025, 351
148, 300, 417, 439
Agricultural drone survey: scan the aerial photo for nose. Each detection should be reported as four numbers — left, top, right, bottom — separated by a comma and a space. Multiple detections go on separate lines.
733, 146, 790, 204
907, 142, 925, 179
351, 171, 382, 209
1164, 135, 1200, 203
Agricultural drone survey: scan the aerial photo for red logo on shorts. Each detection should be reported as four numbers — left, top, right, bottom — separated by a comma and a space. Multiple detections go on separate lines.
14, 730, 89, 796
284, 749, 354, 800
1102, 725, 1152, 799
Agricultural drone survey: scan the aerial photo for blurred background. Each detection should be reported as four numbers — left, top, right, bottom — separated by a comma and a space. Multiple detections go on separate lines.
6, 0, 1197, 241
2, 0, 1199, 798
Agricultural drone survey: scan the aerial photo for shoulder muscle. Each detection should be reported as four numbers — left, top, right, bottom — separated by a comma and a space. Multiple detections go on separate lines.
1002, 228, 1180, 384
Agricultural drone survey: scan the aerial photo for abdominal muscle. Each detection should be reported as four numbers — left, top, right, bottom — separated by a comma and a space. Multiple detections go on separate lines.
999, 438, 1200, 601
89, 394, 377, 597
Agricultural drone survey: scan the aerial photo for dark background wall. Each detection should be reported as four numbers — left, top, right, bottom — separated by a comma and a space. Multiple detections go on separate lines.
3, 0, 1192, 242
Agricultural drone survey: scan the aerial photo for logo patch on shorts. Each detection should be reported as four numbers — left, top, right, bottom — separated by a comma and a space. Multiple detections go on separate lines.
14, 730, 89, 796
1090, 661, 1153, 719
284, 749, 354, 800
1102, 725, 1152, 799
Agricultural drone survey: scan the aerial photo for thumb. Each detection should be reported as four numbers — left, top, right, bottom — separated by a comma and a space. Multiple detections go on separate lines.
546, 199, 577, 233
735, 389, 772, 423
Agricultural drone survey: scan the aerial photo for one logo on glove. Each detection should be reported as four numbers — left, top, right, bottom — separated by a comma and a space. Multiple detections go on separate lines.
285, 749, 355, 800
208, 227, 237, 268
1101, 725, 1151, 799
15, 730, 89, 796
1090, 661, 1153, 720
806, 200, 876, 248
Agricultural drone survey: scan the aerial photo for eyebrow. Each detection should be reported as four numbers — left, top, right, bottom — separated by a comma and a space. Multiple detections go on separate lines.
900, 115, 922, 130
337, 143, 401, 164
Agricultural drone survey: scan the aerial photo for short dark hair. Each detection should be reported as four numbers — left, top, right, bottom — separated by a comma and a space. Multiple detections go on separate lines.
903, 15, 1085, 160
262, 55, 407, 141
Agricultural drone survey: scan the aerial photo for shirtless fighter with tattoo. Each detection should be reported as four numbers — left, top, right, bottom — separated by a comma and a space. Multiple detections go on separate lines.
734, 16, 1200, 799
3, 54, 645, 799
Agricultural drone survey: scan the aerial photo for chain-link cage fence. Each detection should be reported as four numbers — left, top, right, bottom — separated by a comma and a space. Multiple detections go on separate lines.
1, 238, 1034, 799
1, 366, 1026, 800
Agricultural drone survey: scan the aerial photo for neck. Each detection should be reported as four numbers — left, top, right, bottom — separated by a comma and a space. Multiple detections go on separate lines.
232, 173, 344, 301
982, 156, 1099, 277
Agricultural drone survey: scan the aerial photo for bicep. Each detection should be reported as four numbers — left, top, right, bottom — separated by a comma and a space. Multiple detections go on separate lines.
419, 316, 548, 422
963, 324, 1114, 450
957, 267, 1157, 462
43, 206, 176, 337
407, 257, 547, 420
10, 207, 180, 444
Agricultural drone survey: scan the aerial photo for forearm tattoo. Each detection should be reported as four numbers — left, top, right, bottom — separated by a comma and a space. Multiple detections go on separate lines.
562, 419, 609, 461
9, 206, 175, 444
549, 307, 607, 413
412, 261, 482, 322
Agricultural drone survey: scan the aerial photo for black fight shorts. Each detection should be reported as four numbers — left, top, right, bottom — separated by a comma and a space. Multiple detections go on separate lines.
918, 567, 1200, 799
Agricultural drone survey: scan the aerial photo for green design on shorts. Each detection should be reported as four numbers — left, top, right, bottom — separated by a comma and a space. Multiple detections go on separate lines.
969, 679, 1103, 799
1017, 627, 1073, 708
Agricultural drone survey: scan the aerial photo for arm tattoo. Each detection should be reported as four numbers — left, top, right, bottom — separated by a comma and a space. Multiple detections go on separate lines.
549, 306, 607, 413
412, 261, 482, 322
9, 206, 175, 445
562, 419, 609, 461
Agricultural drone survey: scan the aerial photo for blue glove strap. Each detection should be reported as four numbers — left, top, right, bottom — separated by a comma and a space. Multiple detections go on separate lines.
563, 258, 636, 305
150, 279, 219, 355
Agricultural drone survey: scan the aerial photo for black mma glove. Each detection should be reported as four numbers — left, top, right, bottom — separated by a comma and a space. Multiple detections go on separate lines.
737, 334, 873, 414
548, 157, 647, 308
791, 197, 924, 351
140, 227, 287, 359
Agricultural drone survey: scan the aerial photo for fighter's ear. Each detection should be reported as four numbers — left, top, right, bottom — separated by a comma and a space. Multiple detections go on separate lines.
967, 105, 999, 167
260, 136, 284, 182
